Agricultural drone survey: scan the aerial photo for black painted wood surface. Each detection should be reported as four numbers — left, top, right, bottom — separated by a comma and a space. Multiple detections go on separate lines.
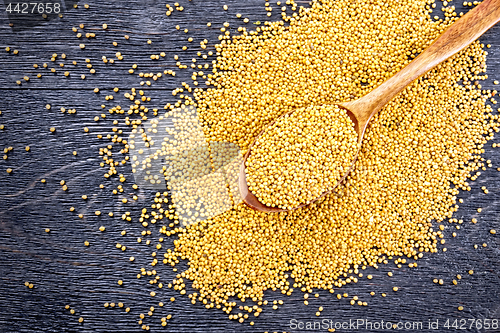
0, 1, 499, 332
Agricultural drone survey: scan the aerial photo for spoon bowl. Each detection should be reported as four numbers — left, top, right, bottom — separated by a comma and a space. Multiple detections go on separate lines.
238, 104, 363, 213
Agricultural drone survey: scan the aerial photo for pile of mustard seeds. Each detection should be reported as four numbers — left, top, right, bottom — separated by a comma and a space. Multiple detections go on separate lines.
157, 0, 499, 317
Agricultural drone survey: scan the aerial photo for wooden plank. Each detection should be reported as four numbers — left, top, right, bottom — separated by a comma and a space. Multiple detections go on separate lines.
0, 1, 499, 332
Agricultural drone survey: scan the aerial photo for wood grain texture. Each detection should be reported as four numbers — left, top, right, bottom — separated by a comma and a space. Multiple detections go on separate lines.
0, 1, 499, 333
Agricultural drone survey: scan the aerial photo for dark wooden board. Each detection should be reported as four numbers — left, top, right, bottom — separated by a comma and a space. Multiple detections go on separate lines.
0, 1, 499, 332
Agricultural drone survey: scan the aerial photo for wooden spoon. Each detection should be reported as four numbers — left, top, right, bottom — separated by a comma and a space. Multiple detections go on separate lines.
239, 0, 500, 213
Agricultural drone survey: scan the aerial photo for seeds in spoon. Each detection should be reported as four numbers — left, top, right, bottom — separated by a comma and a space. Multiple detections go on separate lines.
245, 104, 358, 210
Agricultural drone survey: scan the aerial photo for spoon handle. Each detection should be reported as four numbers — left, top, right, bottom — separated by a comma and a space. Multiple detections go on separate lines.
351, 0, 500, 121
